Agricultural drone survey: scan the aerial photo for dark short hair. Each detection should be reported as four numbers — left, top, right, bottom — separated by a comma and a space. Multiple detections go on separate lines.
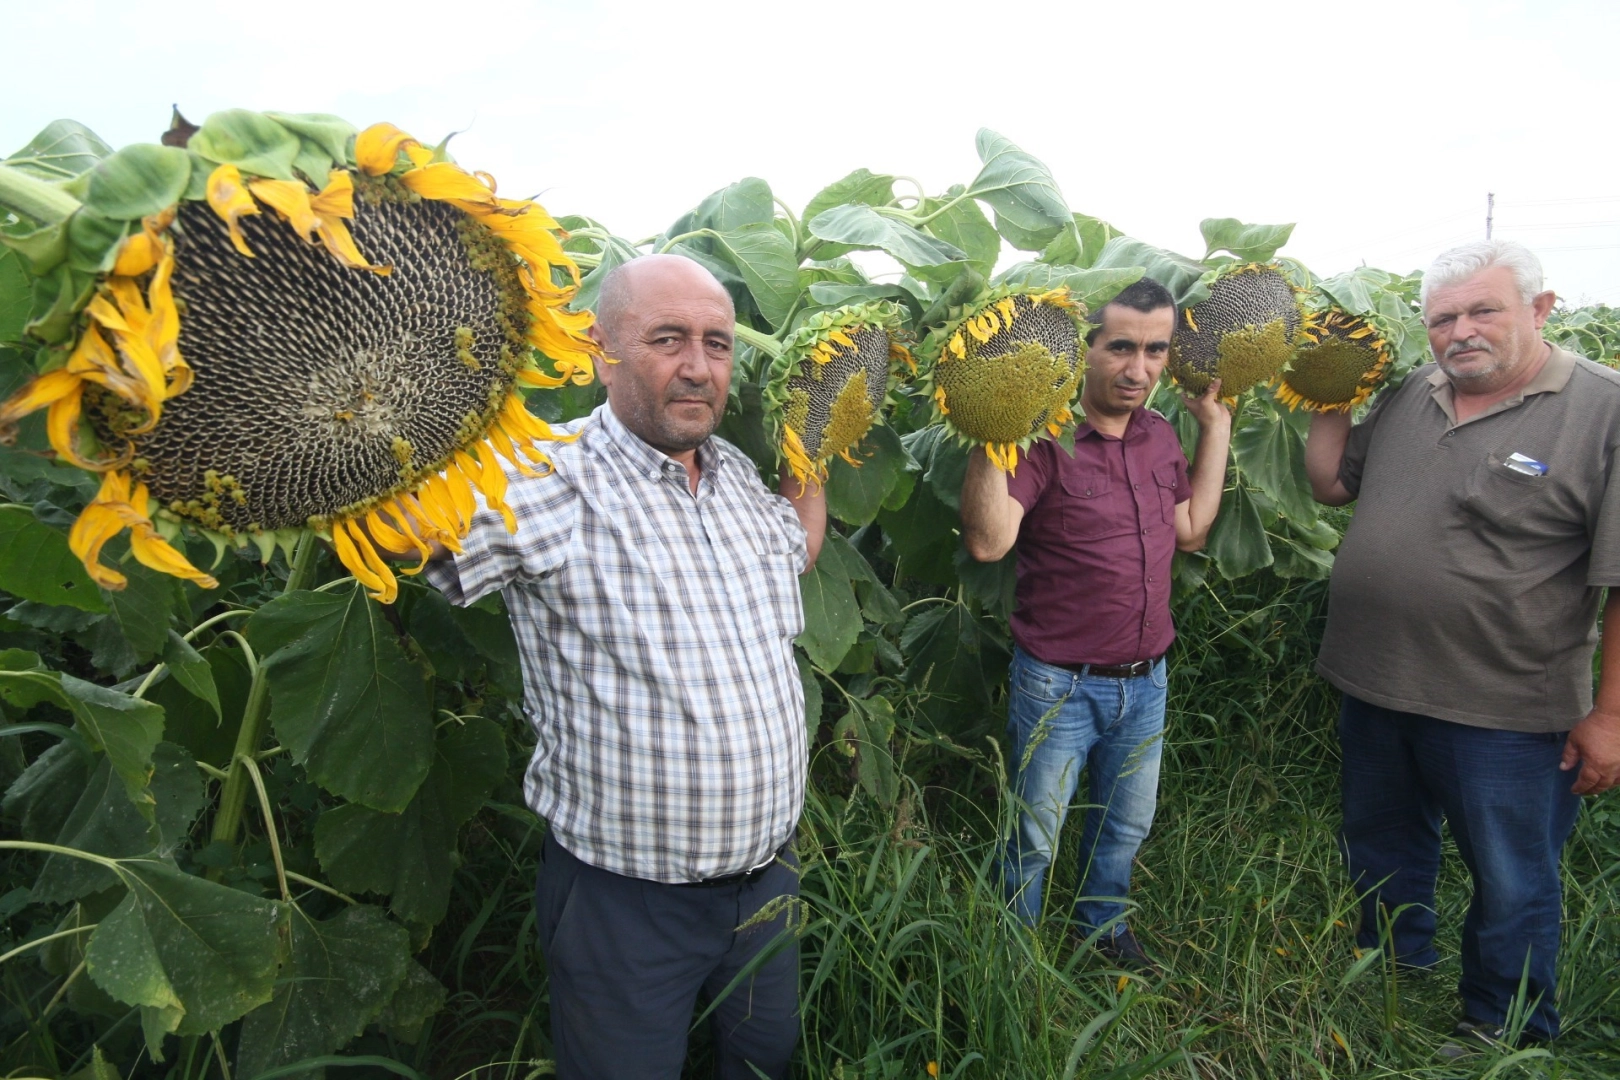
1085, 277, 1176, 346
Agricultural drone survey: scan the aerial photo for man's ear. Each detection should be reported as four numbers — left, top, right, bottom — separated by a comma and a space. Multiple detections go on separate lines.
589, 325, 617, 385
1531, 289, 1557, 328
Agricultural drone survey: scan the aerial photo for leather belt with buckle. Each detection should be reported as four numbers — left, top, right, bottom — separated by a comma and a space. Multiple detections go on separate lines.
679, 842, 790, 888
1055, 654, 1163, 679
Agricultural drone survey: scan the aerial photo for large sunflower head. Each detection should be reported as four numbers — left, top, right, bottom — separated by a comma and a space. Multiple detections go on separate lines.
1168, 262, 1303, 400
918, 285, 1086, 473
1277, 304, 1395, 413
762, 301, 910, 491
0, 111, 599, 602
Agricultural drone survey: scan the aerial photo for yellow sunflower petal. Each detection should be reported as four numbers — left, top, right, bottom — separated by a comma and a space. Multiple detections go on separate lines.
69, 503, 130, 589
248, 179, 320, 239
129, 523, 218, 589
367, 507, 430, 574
331, 517, 393, 600
355, 123, 421, 177
206, 164, 259, 257
465, 445, 517, 533
1, 368, 81, 427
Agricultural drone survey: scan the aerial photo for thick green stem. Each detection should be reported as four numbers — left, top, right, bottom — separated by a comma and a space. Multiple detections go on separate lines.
733, 322, 782, 359
208, 533, 318, 863
0, 164, 82, 225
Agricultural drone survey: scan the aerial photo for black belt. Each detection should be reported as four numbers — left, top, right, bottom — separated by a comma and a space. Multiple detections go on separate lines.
678, 842, 790, 888
1054, 654, 1163, 679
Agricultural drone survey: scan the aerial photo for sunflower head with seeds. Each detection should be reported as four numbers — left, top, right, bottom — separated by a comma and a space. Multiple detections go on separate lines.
0, 110, 598, 603
1276, 301, 1396, 413
1169, 262, 1304, 401
918, 285, 1087, 473
761, 301, 911, 491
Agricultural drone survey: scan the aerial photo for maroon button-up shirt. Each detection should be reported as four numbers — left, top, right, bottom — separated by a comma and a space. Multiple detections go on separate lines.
1004, 409, 1190, 666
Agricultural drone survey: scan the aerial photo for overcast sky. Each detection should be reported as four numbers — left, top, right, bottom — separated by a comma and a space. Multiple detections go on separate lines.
6, 0, 1617, 305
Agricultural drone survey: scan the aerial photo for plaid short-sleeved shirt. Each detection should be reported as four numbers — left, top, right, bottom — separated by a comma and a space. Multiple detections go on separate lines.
424, 404, 808, 883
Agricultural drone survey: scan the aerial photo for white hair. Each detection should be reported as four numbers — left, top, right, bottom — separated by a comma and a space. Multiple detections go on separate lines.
1421, 239, 1545, 312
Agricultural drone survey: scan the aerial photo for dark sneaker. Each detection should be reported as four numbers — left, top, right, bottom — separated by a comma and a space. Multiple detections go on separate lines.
1436, 1018, 1506, 1059
1093, 927, 1159, 975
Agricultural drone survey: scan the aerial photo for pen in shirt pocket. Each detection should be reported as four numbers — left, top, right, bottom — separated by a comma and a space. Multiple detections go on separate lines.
1503, 452, 1548, 477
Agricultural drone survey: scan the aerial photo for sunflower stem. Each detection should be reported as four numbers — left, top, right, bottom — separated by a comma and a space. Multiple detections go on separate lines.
0, 164, 82, 226
733, 323, 782, 359
207, 532, 318, 874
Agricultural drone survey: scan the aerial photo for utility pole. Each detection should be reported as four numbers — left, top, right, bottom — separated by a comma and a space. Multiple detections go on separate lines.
1486, 192, 1494, 239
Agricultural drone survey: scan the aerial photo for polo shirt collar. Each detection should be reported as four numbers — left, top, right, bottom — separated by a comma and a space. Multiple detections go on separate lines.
597, 403, 724, 484
1075, 407, 1150, 443
1425, 341, 1575, 427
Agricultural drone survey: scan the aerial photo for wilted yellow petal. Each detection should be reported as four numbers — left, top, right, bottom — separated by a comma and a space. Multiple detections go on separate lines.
355, 123, 420, 177
331, 518, 393, 601
248, 179, 320, 239
206, 164, 259, 257
466, 444, 517, 532
130, 525, 218, 589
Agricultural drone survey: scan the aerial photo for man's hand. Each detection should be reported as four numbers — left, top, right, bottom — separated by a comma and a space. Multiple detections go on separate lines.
1562, 707, 1620, 795
1182, 378, 1232, 431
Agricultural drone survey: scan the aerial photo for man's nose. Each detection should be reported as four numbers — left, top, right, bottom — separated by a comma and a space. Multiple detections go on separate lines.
675, 340, 711, 382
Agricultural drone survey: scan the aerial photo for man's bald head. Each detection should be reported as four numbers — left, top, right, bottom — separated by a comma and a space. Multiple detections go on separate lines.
586, 254, 737, 459
593, 254, 734, 354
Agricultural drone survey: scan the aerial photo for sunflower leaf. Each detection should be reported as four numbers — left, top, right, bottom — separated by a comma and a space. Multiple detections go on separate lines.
0, 247, 29, 345
667, 178, 774, 237
313, 718, 506, 925
1200, 218, 1295, 264
0, 505, 107, 611
824, 424, 909, 526
84, 857, 285, 1052
234, 903, 410, 1079
900, 602, 1007, 734
704, 223, 800, 330
263, 113, 358, 168
189, 110, 301, 181
1232, 405, 1317, 525
83, 144, 190, 222
4, 120, 112, 182
806, 205, 966, 268
994, 262, 1145, 312
1090, 237, 1213, 308
920, 187, 1000, 280
1206, 484, 1275, 580
965, 130, 1072, 251
250, 585, 434, 813
796, 548, 862, 671
161, 631, 219, 720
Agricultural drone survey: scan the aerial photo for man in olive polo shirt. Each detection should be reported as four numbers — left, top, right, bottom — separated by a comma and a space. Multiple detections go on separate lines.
1305, 240, 1620, 1049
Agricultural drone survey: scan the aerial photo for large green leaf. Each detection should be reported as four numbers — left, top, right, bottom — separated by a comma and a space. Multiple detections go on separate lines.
667, 177, 774, 236
1040, 213, 1123, 269
0, 667, 163, 815
162, 630, 220, 720
802, 169, 895, 234
0, 247, 30, 345
824, 424, 910, 526
570, 232, 639, 314
3, 740, 89, 844
806, 205, 967, 268
32, 742, 203, 904
85, 858, 285, 1051
994, 262, 1145, 312
822, 533, 901, 627
1206, 484, 1274, 579
235, 904, 410, 1080
251, 586, 434, 812
313, 718, 506, 925
0, 505, 107, 611
105, 559, 183, 662
1232, 408, 1317, 525
1091, 237, 1212, 308
263, 113, 357, 166
953, 545, 1017, 620
900, 602, 1007, 733
876, 456, 960, 586
920, 187, 1000, 279
963, 130, 1072, 251
4, 120, 112, 182
1200, 218, 1295, 264
704, 222, 799, 329
796, 652, 823, 735
83, 144, 190, 221
66, 206, 132, 274
189, 110, 301, 180
796, 547, 862, 671
375, 960, 447, 1044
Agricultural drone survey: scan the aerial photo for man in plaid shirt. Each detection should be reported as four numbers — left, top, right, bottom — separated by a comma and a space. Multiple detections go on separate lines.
416, 255, 825, 1078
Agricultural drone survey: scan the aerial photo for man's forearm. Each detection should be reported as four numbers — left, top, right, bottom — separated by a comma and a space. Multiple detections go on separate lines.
960, 448, 1018, 561
1593, 590, 1620, 715
1306, 412, 1355, 505
1184, 420, 1231, 544
779, 467, 827, 571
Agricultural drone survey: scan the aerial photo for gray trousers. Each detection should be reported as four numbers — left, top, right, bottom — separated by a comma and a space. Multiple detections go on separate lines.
535, 833, 801, 1079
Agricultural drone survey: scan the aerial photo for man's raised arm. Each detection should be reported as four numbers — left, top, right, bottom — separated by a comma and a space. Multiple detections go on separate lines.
1305, 412, 1355, 506
779, 465, 826, 572
960, 447, 1025, 562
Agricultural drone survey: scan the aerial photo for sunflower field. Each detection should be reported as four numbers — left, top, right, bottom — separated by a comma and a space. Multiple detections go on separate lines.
0, 112, 1615, 1080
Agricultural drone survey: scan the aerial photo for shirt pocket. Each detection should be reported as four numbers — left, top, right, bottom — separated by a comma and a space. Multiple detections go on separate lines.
1153, 464, 1182, 526
1458, 451, 1552, 533
1060, 470, 1134, 540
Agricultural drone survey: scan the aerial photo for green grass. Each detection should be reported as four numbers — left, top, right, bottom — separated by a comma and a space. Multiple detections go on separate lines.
408, 573, 1620, 1079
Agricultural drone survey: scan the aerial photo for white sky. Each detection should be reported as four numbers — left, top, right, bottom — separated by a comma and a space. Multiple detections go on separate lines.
5, 0, 1617, 305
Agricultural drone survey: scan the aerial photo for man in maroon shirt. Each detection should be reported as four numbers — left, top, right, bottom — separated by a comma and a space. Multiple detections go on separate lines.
960, 277, 1231, 968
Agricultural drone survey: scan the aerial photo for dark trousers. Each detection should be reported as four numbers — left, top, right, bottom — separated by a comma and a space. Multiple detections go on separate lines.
535, 833, 801, 1078
1338, 694, 1582, 1039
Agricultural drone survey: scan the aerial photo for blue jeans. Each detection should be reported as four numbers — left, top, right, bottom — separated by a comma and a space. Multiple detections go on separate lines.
1338, 695, 1582, 1040
1000, 645, 1168, 934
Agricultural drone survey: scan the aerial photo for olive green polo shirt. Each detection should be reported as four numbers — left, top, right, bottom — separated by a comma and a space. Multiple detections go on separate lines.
1316, 344, 1620, 732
